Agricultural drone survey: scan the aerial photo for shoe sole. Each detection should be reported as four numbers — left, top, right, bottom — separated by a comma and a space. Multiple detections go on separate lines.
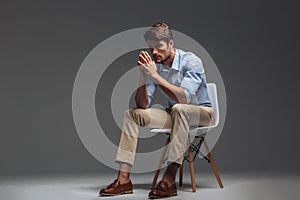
98, 190, 133, 197
148, 191, 177, 199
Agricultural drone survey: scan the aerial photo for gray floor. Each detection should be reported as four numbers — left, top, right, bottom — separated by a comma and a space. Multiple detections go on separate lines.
0, 172, 299, 200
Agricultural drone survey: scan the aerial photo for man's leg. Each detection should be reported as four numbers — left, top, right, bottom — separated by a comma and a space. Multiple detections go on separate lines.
149, 104, 213, 198
117, 162, 132, 184
115, 108, 171, 169
167, 104, 213, 165
99, 108, 171, 196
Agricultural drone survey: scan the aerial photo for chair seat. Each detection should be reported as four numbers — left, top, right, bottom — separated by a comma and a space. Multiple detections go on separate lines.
151, 130, 207, 148
150, 126, 212, 133
150, 128, 171, 133
150, 127, 211, 138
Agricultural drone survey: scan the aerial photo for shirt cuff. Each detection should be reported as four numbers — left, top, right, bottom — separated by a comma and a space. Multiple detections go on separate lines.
181, 87, 192, 104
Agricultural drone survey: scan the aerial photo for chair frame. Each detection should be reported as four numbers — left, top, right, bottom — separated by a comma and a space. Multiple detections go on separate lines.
150, 83, 224, 192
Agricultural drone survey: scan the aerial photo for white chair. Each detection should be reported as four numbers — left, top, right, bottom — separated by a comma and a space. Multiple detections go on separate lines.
150, 83, 224, 192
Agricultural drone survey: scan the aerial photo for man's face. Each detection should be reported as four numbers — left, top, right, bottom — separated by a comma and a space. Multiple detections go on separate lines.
146, 39, 173, 63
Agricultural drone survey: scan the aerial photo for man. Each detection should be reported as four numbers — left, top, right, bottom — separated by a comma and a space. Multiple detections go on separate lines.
99, 22, 214, 199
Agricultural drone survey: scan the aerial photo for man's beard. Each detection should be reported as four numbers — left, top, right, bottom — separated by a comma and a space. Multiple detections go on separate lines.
158, 53, 171, 64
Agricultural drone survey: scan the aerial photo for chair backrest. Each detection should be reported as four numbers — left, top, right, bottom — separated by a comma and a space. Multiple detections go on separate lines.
206, 83, 219, 128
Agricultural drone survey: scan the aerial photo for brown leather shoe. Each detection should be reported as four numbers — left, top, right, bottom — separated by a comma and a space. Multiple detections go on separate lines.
148, 180, 177, 199
98, 179, 133, 196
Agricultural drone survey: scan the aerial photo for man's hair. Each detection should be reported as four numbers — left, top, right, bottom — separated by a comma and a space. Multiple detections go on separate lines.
143, 22, 173, 43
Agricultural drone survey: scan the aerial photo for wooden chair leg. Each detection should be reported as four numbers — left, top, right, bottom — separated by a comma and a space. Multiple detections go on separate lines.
202, 138, 224, 188
151, 137, 170, 189
188, 145, 196, 192
179, 163, 183, 186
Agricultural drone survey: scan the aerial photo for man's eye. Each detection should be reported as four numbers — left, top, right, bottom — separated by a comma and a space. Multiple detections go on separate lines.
156, 44, 163, 49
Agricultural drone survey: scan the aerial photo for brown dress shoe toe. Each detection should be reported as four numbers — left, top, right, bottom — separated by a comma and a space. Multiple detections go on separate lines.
148, 180, 177, 199
99, 179, 133, 196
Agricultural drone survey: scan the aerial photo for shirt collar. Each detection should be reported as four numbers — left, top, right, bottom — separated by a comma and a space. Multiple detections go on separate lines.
170, 48, 179, 71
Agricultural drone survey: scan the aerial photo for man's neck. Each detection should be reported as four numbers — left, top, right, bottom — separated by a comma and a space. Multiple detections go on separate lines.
161, 48, 175, 67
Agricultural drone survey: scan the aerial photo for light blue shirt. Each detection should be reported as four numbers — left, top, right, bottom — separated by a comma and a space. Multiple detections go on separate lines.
146, 48, 212, 108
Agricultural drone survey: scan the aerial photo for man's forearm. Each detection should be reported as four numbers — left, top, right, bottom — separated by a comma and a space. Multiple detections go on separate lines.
135, 76, 148, 109
153, 74, 187, 104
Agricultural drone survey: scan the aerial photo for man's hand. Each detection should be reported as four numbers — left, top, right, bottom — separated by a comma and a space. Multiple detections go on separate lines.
137, 51, 187, 104
135, 51, 152, 109
137, 52, 146, 75
137, 51, 158, 80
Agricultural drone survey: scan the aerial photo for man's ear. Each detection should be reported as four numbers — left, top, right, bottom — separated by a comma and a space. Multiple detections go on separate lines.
168, 39, 174, 48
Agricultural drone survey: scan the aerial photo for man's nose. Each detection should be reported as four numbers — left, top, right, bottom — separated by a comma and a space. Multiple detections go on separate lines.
151, 48, 158, 54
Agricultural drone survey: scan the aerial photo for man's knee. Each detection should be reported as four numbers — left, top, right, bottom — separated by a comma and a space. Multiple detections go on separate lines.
125, 108, 151, 127
171, 104, 188, 115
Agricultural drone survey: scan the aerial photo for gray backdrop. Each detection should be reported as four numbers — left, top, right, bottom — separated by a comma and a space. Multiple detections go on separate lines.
1, 0, 300, 175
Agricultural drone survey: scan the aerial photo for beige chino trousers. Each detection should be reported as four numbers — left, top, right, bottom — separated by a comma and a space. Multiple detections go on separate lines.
115, 104, 214, 166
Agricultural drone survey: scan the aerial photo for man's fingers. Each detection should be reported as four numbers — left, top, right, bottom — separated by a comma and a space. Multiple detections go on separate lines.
139, 53, 147, 64
142, 51, 152, 63
144, 51, 152, 62
140, 51, 152, 63
137, 60, 143, 66
137, 60, 147, 68
138, 54, 143, 62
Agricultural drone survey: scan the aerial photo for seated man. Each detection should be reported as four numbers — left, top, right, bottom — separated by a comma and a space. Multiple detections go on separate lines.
99, 22, 214, 199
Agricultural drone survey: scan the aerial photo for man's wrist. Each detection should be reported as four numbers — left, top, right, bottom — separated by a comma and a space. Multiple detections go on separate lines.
151, 73, 160, 83
139, 74, 147, 83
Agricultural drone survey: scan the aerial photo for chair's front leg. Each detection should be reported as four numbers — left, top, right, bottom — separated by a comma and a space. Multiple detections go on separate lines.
203, 138, 224, 188
188, 145, 196, 192
179, 163, 184, 186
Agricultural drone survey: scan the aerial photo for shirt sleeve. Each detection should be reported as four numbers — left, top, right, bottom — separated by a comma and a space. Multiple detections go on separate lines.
180, 64, 203, 104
